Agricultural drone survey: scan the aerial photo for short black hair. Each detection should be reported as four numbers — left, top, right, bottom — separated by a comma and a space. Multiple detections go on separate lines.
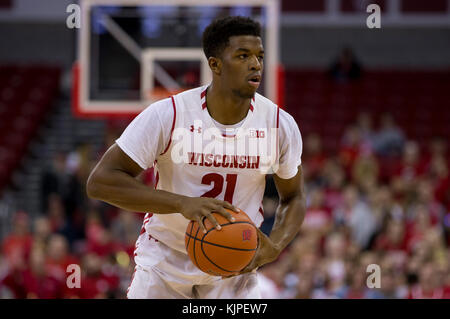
202, 16, 262, 59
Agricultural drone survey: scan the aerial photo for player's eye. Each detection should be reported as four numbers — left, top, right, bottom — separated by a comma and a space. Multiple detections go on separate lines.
238, 54, 248, 59
258, 55, 264, 61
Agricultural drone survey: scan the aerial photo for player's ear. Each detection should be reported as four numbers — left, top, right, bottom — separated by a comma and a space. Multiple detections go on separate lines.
208, 57, 221, 75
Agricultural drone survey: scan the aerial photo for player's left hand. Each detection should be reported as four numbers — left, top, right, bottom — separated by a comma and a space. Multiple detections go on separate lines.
222, 228, 280, 279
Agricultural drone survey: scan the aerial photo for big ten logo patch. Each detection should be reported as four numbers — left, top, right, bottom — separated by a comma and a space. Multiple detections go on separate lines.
242, 229, 252, 241
249, 129, 265, 138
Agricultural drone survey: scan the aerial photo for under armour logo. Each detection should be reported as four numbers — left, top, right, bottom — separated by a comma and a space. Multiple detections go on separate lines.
242, 229, 252, 241
190, 125, 202, 133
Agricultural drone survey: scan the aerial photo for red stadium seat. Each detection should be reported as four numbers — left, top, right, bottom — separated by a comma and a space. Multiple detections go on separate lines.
0, 64, 61, 194
285, 70, 450, 149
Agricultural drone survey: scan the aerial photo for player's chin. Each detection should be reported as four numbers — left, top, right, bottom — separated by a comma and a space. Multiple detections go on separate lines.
236, 86, 257, 99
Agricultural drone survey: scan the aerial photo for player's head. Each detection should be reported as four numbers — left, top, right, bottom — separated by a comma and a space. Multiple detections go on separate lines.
202, 16, 264, 99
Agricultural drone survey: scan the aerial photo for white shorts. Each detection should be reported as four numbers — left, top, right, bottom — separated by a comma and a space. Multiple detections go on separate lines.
127, 235, 261, 299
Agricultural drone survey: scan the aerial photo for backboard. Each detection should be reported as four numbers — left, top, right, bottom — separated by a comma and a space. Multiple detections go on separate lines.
73, 0, 281, 117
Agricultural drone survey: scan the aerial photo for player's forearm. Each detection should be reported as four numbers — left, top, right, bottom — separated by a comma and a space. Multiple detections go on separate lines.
269, 193, 306, 253
86, 168, 186, 214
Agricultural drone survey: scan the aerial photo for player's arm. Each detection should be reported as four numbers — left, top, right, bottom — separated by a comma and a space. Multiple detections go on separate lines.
86, 143, 236, 232
87, 143, 181, 213
241, 165, 306, 272
266, 165, 306, 253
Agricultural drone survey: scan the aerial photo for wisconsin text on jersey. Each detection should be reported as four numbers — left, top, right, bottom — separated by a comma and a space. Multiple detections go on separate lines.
187, 152, 261, 169
170, 120, 279, 173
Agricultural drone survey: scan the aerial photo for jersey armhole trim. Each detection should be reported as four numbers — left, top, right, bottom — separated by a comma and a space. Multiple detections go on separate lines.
160, 96, 177, 156
276, 106, 280, 160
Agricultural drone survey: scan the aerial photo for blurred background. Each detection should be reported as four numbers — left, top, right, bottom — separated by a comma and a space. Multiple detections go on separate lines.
0, 0, 449, 299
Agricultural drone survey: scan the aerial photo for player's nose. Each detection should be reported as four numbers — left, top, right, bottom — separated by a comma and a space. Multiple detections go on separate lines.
248, 55, 262, 71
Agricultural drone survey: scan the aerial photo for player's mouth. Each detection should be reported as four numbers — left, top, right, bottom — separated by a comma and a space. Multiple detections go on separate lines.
247, 74, 261, 88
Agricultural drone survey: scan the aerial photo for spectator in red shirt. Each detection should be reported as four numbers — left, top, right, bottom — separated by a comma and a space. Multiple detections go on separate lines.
2, 245, 64, 299
339, 126, 362, 177
303, 133, 327, 182
302, 188, 332, 238
351, 147, 379, 194
374, 218, 408, 253
32, 216, 52, 250
408, 262, 450, 299
424, 136, 448, 171
335, 263, 369, 299
394, 141, 425, 181
65, 253, 119, 299
405, 203, 434, 253
391, 141, 426, 202
428, 155, 450, 210
323, 160, 346, 210
85, 215, 120, 258
416, 179, 446, 225
45, 234, 79, 282
21, 246, 64, 298
2, 211, 33, 268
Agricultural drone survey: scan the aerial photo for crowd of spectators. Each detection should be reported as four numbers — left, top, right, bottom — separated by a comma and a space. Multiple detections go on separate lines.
0, 111, 449, 299
0, 125, 143, 298
259, 112, 450, 299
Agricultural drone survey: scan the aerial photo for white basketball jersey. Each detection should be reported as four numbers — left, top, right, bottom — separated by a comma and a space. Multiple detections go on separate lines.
116, 85, 302, 266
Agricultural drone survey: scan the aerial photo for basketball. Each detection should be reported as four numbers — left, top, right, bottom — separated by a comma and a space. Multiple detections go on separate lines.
185, 208, 258, 277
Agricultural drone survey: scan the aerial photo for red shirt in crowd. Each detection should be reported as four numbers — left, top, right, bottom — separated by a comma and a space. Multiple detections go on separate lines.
45, 255, 80, 282
303, 153, 327, 180
64, 272, 120, 299
338, 146, 360, 177
408, 285, 450, 299
303, 206, 332, 231
374, 227, 409, 252
393, 159, 426, 181
2, 234, 33, 264
324, 188, 344, 210
1, 268, 64, 299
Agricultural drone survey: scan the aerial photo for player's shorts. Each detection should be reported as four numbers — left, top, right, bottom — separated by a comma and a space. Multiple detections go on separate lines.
127, 235, 261, 299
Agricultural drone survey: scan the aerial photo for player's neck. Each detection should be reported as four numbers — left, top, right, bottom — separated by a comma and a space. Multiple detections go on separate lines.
205, 83, 251, 125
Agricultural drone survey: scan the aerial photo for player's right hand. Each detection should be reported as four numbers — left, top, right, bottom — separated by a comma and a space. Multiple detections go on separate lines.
178, 197, 237, 233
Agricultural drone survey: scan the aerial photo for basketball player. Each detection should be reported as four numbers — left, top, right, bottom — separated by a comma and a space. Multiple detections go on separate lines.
87, 16, 306, 299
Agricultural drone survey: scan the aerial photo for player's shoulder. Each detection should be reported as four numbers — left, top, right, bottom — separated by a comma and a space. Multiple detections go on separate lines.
254, 93, 299, 128
146, 86, 204, 112
138, 96, 174, 125
149, 95, 174, 110
278, 107, 299, 129
143, 95, 173, 113
254, 92, 277, 111
174, 85, 205, 98
172, 85, 206, 108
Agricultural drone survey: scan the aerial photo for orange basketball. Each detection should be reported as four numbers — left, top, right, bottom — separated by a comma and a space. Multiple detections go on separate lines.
185, 208, 258, 277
